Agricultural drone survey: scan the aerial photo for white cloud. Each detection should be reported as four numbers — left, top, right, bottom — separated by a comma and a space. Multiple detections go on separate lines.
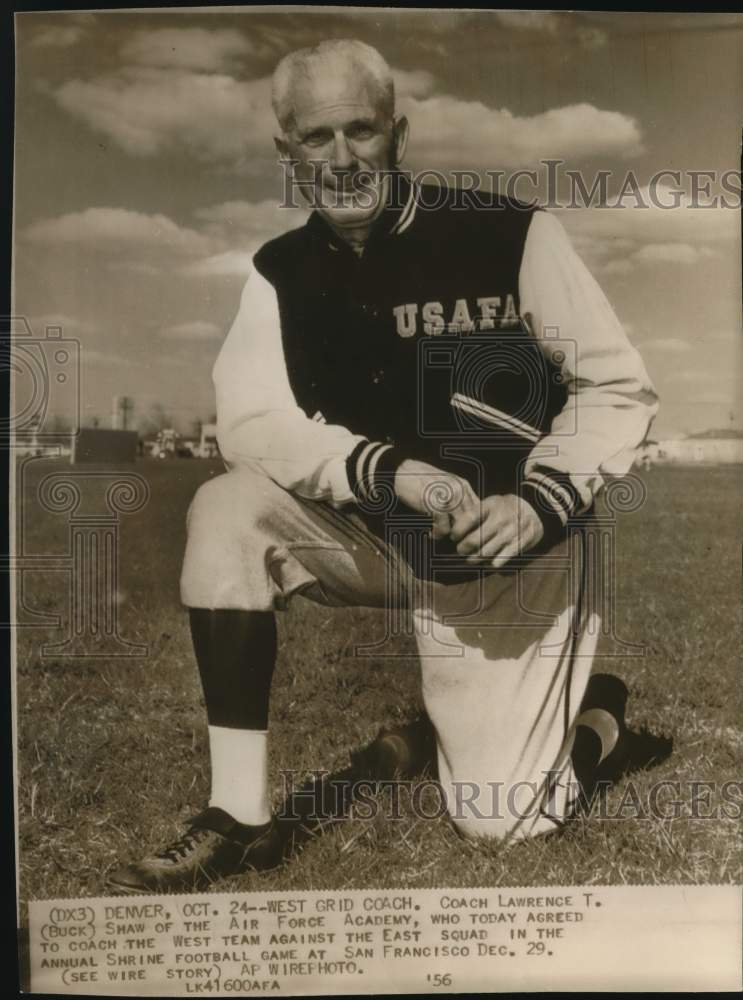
392, 68, 436, 100
181, 250, 254, 278
564, 184, 737, 276
53, 67, 273, 161
493, 10, 606, 46
577, 27, 608, 49
396, 9, 608, 51
570, 233, 635, 261
592, 238, 718, 275
31, 25, 84, 48
28, 313, 94, 334
52, 55, 640, 171
82, 349, 139, 368
495, 11, 560, 33
633, 242, 712, 265
183, 199, 308, 275
558, 185, 738, 247
21, 199, 311, 279
600, 259, 633, 276
404, 99, 643, 169
194, 199, 307, 243
23, 207, 213, 257
160, 320, 222, 341
121, 28, 254, 72
50, 61, 434, 166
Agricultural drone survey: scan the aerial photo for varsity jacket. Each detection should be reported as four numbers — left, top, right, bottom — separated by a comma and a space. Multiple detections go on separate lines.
213, 174, 659, 535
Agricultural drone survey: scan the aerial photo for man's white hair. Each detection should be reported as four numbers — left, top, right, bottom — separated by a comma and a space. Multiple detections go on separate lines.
271, 39, 395, 132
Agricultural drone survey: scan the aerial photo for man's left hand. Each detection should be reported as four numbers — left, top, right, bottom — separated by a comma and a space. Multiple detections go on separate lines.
449, 495, 544, 569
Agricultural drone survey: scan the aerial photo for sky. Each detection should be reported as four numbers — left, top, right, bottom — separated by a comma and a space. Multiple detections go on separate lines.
12, 8, 743, 439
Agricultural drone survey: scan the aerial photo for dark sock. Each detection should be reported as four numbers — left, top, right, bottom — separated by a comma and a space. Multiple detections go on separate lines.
189, 609, 277, 730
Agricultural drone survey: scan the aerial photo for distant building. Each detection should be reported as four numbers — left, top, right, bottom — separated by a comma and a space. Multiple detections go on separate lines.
638, 436, 743, 466
154, 428, 180, 458
198, 422, 219, 459
178, 438, 200, 457
14, 438, 72, 459
140, 426, 218, 459
72, 428, 138, 464
14, 414, 72, 458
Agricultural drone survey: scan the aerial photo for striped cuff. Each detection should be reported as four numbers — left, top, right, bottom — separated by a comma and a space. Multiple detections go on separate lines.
346, 440, 404, 508
521, 468, 583, 543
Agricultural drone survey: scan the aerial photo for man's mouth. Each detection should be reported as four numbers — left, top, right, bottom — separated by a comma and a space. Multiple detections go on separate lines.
319, 181, 383, 211
323, 173, 382, 194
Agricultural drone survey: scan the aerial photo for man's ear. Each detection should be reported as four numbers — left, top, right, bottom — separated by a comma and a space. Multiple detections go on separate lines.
393, 115, 410, 167
274, 135, 291, 161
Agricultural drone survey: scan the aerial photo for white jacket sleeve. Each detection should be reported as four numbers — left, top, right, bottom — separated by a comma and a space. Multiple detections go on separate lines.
519, 211, 659, 523
213, 262, 365, 505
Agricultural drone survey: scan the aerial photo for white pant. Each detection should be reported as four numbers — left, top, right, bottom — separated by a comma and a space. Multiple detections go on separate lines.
180, 464, 601, 842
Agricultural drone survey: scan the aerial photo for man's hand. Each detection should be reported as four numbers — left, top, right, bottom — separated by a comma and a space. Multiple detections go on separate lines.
449, 494, 544, 569
394, 459, 479, 539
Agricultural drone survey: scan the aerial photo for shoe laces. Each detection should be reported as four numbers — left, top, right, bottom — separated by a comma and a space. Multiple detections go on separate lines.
157, 826, 211, 864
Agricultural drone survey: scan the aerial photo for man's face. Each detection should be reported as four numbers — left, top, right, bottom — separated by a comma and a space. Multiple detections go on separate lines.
276, 70, 408, 229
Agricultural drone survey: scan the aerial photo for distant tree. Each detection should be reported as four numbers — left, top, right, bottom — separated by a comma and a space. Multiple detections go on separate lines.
138, 403, 172, 437
47, 413, 72, 434
688, 427, 743, 440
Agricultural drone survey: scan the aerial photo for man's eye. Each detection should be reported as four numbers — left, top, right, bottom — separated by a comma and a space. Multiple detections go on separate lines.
347, 125, 375, 140
302, 132, 331, 147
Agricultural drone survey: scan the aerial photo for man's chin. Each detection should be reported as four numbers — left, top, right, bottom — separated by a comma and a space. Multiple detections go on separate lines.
314, 183, 387, 228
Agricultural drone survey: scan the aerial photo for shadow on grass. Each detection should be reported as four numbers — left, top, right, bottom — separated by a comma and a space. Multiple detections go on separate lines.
275, 715, 439, 860
274, 688, 675, 864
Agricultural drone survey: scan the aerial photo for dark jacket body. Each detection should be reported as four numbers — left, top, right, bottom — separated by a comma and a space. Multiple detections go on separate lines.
253, 176, 567, 501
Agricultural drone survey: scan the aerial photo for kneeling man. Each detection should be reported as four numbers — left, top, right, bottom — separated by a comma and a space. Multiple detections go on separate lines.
109, 39, 659, 894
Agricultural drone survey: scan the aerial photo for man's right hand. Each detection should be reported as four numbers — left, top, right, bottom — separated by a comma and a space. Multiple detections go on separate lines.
393, 459, 480, 539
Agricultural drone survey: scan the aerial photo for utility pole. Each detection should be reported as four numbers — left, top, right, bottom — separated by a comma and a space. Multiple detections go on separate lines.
112, 395, 134, 430
120, 396, 133, 430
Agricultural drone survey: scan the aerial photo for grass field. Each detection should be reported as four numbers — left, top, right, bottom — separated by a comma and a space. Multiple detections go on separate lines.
13, 457, 742, 911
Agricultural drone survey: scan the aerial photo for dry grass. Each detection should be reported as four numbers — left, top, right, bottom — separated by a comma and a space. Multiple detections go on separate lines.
14, 459, 742, 917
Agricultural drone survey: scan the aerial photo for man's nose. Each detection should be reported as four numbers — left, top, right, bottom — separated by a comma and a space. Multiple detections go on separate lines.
329, 132, 357, 173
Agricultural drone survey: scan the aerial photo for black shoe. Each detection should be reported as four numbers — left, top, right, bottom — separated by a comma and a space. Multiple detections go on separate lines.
572, 674, 673, 811
350, 715, 438, 783
106, 807, 286, 895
